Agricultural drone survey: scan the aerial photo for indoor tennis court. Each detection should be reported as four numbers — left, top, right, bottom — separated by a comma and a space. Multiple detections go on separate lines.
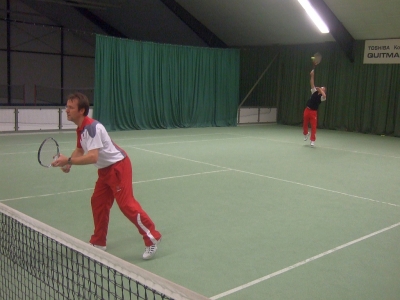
1, 124, 399, 299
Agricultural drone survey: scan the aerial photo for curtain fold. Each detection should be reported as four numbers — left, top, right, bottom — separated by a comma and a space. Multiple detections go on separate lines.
93, 35, 240, 130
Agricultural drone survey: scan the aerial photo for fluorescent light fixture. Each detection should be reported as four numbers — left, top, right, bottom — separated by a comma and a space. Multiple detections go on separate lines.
298, 0, 329, 33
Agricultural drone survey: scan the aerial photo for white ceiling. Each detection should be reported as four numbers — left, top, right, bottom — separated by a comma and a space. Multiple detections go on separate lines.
176, 0, 336, 46
325, 0, 400, 41
14, 0, 400, 47
174, 0, 400, 46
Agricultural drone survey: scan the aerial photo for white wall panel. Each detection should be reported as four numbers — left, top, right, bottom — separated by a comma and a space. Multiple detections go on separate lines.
0, 109, 16, 131
238, 107, 277, 124
18, 109, 59, 131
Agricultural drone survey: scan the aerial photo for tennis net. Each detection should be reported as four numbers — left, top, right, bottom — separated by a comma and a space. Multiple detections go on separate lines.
0, 203, 209, 300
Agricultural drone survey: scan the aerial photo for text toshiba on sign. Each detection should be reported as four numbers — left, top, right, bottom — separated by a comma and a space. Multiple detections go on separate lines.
364, 39, 400, 64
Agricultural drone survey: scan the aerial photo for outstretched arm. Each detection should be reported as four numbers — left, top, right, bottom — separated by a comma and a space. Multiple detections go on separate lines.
310, 69, 315, 89
52, 147, 99, 171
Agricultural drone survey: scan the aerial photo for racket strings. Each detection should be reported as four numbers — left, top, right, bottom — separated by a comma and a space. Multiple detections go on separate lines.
313, 52, 322, 65
38, 139, 59, 167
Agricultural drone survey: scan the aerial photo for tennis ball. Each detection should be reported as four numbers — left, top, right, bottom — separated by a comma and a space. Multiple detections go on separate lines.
311, 56, 315, 60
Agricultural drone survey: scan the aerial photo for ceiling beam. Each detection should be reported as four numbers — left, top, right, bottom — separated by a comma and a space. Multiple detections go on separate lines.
159, 0, 227, 48
309, 0, 355, 62
74, 7, 127, 38
36, 0, 122, 10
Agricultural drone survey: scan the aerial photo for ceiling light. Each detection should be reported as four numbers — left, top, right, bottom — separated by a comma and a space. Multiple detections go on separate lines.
298, 0, 329, 33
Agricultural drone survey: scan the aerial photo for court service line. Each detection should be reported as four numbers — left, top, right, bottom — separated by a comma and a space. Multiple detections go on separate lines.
0, 137, 248, 156
128, 146, 400, 208
122, 136, 246, 147
0, 189, 93, 202
2, 130, 398, 159
210, 221, 400, 299
134, 169, 230, 184
0, 170, 230, 203
0, 132, 228, 146
0, 149, 75, 156
113, 132, 229, 142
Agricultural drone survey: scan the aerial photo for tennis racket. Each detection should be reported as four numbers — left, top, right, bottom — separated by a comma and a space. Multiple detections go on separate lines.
38, 137, 60, 168
311, 52, 322, 69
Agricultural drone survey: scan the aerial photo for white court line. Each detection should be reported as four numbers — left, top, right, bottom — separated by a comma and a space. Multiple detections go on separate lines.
0, 149, 76, 156
2, 133, 398, 160
112, 132, 228, 142
235, 134, 400, 159
134, 169, 230, 183
0, 136, 247, 155
210, 221, 400, 299
2, 128, 398, 159
127, 146, 231, 170
118, 136, 245, 147
233, 169, 400, 208
0, 189, 94, 202
116, 134, 400, 160
128, 146, 400, 208
0, 132, 228, 146
2, 142, 398, 207
0, 170, 230, 202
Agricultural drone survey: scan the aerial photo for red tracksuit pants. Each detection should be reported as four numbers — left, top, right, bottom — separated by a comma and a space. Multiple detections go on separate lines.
303, 107, 318, 142
89, 156, 161, 247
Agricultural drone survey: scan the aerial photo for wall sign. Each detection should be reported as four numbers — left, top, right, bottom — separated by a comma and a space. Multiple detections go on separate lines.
364, 39, 400, 64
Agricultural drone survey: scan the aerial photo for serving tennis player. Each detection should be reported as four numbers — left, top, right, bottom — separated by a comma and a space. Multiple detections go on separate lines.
303, 69, 326, 147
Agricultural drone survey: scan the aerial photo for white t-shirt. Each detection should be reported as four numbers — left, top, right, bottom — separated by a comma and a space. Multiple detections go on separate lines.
311, 87, 326, 101
77, 117, 125, 169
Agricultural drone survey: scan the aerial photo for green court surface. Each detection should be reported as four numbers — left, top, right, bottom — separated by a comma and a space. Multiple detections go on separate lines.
1, 124, 399, 300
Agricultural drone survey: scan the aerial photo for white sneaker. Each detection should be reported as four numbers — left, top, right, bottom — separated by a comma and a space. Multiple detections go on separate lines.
90, 243, 107, 251
304, 132, 310, 141
143, 238, 161, 260
310, 141, 315, 147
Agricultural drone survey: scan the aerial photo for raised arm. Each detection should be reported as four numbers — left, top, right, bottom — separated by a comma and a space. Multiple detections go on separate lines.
310, 69, 315, 89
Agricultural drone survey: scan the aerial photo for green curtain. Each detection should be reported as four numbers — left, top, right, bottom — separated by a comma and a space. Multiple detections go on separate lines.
93, 35, 240, 130
240, 46, 281, 107
240, 41, 400, 137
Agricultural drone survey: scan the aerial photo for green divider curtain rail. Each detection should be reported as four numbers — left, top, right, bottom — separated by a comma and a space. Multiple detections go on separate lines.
240, 41, 400, 137
93, 35, 240, 130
